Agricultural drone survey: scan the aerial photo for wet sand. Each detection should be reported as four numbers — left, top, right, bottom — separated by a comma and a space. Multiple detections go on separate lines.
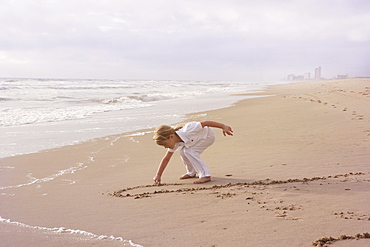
1, 78, 369, 246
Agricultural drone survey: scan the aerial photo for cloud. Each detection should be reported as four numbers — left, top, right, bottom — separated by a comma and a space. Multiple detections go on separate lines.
1, 0, 369, 80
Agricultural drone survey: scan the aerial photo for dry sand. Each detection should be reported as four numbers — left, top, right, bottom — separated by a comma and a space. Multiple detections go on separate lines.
1, 78, 369, 247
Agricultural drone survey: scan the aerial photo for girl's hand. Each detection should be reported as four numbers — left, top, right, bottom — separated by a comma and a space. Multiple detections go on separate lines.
153, 175, 161, 184
222, 125, 233, 136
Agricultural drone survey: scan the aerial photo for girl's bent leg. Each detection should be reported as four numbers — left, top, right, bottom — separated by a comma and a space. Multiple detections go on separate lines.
179, 148, 197, 177
179, 128, 215, 180
180, 147, 211, 178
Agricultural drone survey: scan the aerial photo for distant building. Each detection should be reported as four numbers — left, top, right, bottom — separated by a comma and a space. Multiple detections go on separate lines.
315, 66, 321, 80
337, 74, 348, 79
294, 75, 304, 80
287, 67, 322, 81
287, 74, 295, 80
287, 74, 305, 81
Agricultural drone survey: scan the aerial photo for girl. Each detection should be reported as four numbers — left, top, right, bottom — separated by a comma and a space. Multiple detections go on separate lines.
153, 121, 233, 184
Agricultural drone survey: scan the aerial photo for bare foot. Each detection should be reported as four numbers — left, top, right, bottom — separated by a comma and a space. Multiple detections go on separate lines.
193, 177, 211, 184
179, 174, 195, 180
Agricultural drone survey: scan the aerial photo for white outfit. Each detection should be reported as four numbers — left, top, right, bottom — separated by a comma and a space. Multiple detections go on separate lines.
168, 122, 215, 178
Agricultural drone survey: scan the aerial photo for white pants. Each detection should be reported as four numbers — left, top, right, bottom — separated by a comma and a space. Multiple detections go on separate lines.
179, 128, 215, 178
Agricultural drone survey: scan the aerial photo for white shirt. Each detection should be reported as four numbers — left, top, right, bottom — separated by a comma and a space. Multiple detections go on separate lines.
168, 122, 210, 152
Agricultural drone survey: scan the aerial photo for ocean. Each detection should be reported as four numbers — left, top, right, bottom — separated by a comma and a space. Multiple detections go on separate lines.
0, 78, 283, 158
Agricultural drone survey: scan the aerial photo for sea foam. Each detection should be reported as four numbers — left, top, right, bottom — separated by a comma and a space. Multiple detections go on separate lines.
0, 216, 143, 246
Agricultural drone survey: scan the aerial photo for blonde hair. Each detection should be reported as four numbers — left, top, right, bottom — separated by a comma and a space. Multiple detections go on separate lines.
153, 124, 183, 146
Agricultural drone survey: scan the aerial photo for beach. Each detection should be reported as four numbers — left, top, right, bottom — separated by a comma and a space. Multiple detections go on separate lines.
1, 78, 369, 246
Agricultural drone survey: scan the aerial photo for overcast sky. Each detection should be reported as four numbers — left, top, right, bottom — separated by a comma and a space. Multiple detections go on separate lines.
1, 0, 369, 81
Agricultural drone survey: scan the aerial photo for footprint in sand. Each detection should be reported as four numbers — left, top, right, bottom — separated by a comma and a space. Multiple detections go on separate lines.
333, 211, 370, 221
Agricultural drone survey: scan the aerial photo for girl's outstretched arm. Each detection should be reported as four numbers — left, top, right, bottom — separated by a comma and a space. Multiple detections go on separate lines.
153, 151, 174, 183
200, 121, 233, 136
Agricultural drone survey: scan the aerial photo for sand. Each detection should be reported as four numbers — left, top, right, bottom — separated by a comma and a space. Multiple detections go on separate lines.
0, 78, 369, 247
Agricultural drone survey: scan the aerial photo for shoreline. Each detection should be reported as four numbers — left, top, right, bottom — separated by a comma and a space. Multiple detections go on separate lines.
1, 78, 369, 247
